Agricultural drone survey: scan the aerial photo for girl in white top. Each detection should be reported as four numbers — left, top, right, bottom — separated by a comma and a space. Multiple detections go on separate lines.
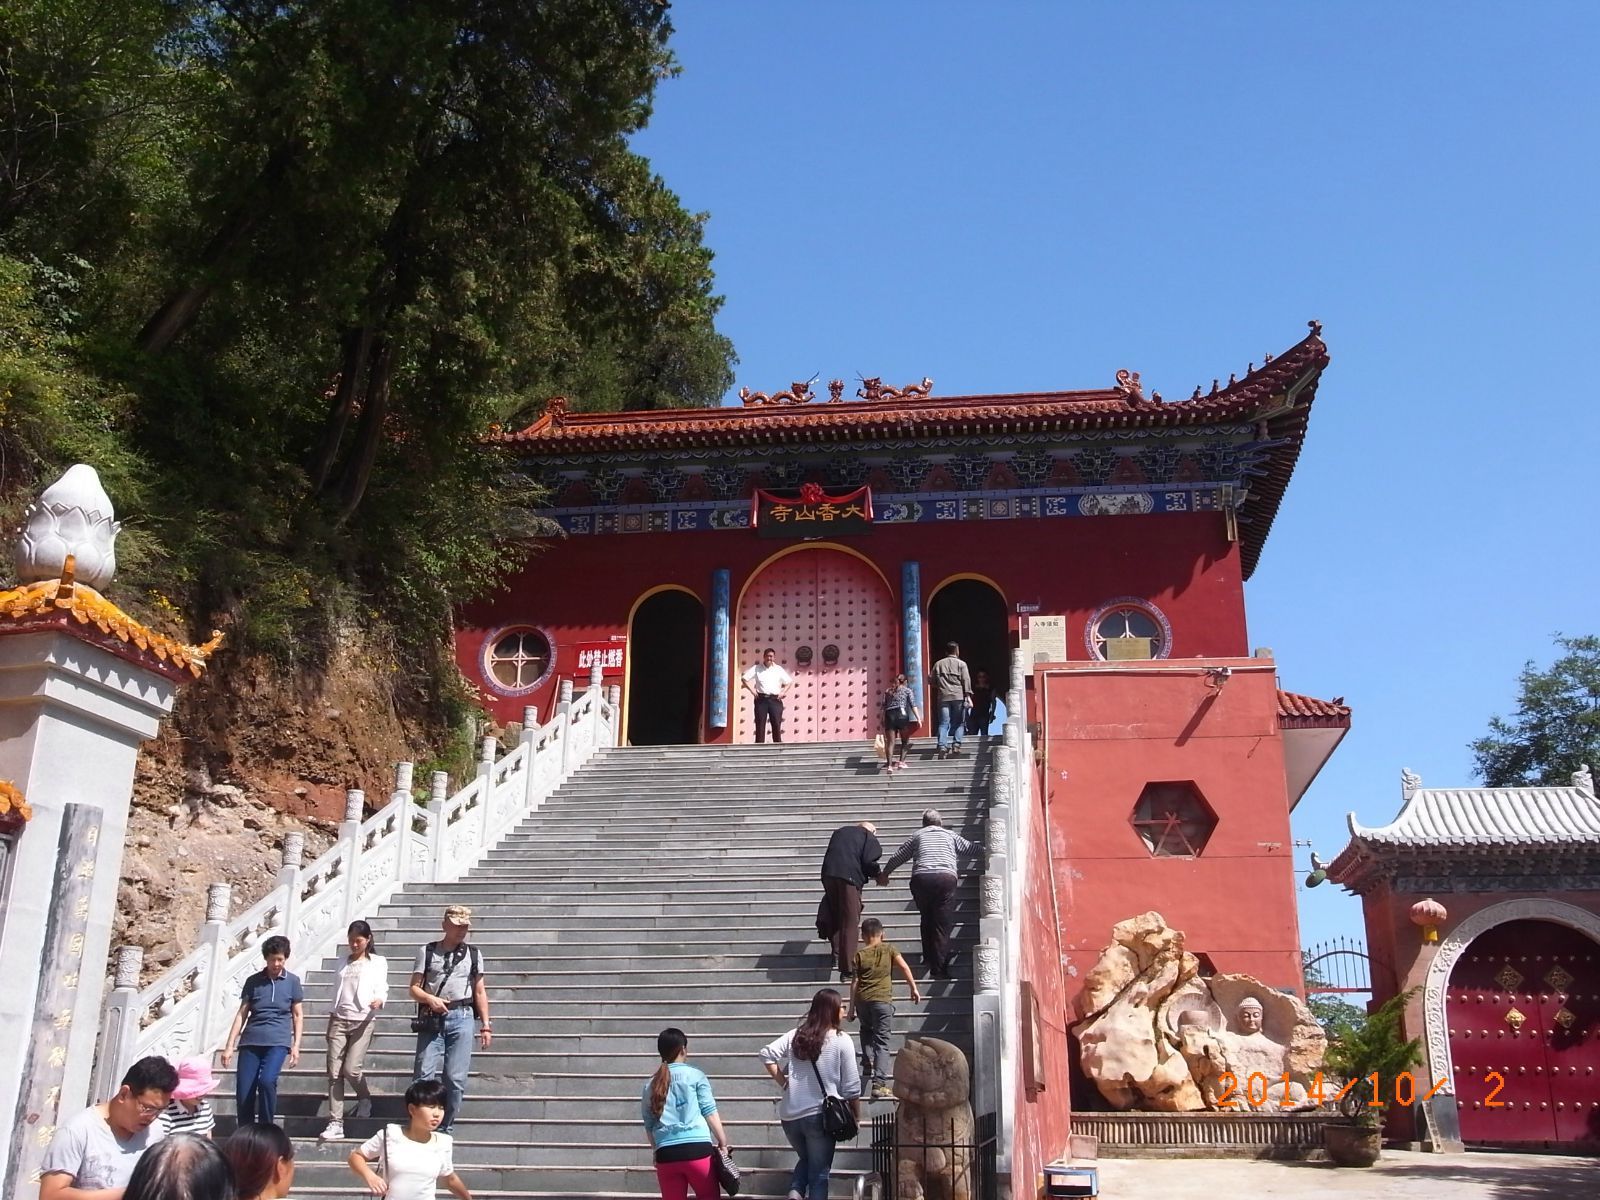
348, 1078, 470, 1200
321, 918, 389, 1141
759, 988, 861, 1200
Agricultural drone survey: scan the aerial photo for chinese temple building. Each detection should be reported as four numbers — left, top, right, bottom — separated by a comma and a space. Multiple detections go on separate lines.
1329, 768, 1600, 1151
456, 321, 1350, 1058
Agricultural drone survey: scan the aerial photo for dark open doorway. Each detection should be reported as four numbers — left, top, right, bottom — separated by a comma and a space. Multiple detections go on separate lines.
928, 578, 1009, 728
626, 589, 706, 745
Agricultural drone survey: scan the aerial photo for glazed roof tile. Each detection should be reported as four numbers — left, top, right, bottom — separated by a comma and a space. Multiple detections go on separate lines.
1277, 690, 1351, 727
1344, 782, 1600, 850
0, 573, 221, 680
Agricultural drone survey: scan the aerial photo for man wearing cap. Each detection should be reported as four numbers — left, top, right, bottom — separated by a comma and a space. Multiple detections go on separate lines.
158, 1057, 219, 1138
409, 904, 492, 1134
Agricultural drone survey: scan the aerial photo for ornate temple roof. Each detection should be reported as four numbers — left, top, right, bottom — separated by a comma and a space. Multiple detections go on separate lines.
1328, 768, 1600, 890
0, 568, 221, 681
498, 324, 1331, 578
1277, 689, 1351, 729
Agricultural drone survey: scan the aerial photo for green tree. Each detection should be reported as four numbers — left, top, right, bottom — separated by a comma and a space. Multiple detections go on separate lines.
1471, 634, 1600, 787
1323, 988, 1421, 1123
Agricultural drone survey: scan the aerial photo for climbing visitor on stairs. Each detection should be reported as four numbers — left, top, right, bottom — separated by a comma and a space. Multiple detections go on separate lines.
928, 642, 973, 759
878, 674, 921, 771
818, 822, 883, 982
760, 988, 863, 1200
222, 1122, 296, 1199
347, 1078, 471, 1200
408, 905, 491, 1135
640, 1027, 732, 1200
877, 809, 977, 979
846, 917, 921, 1099
220, 935, 304, 1126
319, 918, 390, 1141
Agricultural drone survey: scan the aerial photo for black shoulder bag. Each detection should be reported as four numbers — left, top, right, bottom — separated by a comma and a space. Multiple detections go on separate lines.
411, 942, 468, 1036
808, 1049, 859, 1142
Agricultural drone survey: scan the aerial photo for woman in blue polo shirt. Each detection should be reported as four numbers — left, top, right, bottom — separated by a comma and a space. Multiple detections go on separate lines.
221, 935, 304, 1125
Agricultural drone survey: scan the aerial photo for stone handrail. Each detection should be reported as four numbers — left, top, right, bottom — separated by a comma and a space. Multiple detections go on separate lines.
972, 647, 1033, 1184
92, 673, 619, 1095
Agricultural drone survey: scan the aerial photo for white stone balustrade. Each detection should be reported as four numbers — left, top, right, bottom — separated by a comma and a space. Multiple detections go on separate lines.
97, 685, 618, 1082
971, 647, 1035, 1184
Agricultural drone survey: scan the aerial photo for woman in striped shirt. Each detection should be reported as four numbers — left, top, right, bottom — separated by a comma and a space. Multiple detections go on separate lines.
158, 1057, 219, 1138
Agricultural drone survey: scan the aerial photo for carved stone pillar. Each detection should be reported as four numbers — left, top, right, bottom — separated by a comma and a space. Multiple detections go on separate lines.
901, 562, 923, 703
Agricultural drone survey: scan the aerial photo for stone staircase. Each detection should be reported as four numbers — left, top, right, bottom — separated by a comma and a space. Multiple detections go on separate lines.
215, 741, 988, 1198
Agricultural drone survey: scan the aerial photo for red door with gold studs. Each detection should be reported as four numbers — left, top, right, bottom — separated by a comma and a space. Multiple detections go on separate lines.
735, 549, 896, 744
1447, 919, 1600, 1147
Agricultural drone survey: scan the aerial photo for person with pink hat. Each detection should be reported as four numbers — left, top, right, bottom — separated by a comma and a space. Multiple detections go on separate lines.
159, 1056, 220, 1138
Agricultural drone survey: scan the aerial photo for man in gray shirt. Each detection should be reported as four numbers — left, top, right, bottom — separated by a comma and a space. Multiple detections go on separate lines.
409, 904, 492, 1134
40, 1056, 177, 1200
929, 641, 973, 758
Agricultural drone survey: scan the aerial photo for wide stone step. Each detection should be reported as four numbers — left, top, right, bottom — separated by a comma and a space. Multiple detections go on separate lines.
285, 1160, 877, 1196
213, 1066, 854, 1100
354, 922, 972, 944
286, 1138, 882, 1174
215, 1091, 887, 1126
285, 996, 961, 1018
279, 1020, 964, 1049
366, 908, 971, 928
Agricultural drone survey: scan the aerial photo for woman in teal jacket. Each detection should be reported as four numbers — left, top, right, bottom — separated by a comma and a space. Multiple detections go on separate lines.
641, 1027, 731, 1200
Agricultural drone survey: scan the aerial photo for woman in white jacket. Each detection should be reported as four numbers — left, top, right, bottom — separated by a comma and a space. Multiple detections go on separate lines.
318, 919, 389, 1141
759, 988, 861, 1200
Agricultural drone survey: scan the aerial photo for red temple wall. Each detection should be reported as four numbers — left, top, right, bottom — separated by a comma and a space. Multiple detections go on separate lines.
456, 512, 1247, 728
1040, 662, 1305, 1002
1013, 757, 1075, 1193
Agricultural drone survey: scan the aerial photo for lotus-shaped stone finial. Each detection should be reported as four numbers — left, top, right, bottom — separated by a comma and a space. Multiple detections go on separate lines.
15, 464, 121, 588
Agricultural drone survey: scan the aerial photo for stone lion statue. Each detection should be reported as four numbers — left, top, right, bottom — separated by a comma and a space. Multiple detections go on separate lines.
892, 1037, 973, 1200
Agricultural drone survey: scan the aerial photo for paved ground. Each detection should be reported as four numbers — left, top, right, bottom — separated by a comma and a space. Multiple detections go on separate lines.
1091, 1150, 1598, 1199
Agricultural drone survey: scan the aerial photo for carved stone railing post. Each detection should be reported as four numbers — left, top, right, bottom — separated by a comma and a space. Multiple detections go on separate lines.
339, 790, 364, 929
195, 883, 233, 1049
392, 762, 414, 805
558, 678, 575, 777
475, 736, 497, 847
276, 831, 305, 947
588, 663, 603, 693
426, 771, 449, 883
90, 947, 144, 1102
519, 710, 541, 807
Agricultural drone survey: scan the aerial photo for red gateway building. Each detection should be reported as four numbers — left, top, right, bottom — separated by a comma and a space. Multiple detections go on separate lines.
457, 323, 1352, 1155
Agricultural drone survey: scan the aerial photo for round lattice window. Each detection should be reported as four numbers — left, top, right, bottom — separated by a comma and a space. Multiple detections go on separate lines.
1086, 598, 1172, 661
481, 626, 554, 696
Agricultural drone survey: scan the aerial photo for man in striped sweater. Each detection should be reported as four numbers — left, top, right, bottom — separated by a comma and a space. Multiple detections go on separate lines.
876, 810, 977, 978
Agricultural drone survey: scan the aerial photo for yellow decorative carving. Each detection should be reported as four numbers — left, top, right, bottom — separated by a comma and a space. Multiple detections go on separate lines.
1544, 964, 1575, 992
1553, 1007, 1575, 1030
0, 780, 31, 823
0, 566, 220, 679
1493, 964, 1524, 992
1504, 1006, 1526, 1031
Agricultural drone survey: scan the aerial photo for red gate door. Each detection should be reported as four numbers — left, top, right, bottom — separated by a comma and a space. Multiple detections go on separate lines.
1447, 919, 1600, 1146
735, 549, 895, 744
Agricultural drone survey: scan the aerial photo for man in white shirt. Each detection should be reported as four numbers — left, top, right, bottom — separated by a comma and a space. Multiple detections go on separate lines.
40, 1055, 177, 1200
740, 647, 794, 743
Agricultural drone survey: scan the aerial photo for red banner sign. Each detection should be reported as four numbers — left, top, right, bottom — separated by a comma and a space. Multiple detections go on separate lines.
752, 484, 873, 537
573, 639, 626, 675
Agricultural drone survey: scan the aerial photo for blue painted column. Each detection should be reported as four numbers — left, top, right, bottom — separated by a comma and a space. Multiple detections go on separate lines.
709, 569, 731, 730
902, 561, 924, 705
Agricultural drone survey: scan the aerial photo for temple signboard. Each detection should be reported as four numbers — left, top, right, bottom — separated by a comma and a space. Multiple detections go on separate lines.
751, 485, 872, 538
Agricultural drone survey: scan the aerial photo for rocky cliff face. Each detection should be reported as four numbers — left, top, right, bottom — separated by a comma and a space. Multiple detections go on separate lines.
116, 631, 454, 980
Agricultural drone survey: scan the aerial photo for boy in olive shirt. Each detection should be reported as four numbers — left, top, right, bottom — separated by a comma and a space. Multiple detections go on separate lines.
847, 917, 922, 1099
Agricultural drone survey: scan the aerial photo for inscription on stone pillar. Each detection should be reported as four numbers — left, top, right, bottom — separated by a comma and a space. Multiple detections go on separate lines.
5, 804, 102, 1194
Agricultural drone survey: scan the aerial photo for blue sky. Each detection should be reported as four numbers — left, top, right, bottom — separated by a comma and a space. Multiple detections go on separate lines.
633, 3, 1600, 950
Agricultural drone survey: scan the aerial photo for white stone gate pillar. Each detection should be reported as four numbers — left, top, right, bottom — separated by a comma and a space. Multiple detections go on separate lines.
0, 466, 215, 1189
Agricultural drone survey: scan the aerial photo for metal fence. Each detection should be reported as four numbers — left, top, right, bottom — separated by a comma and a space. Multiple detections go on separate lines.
869, 1111, 999, 1200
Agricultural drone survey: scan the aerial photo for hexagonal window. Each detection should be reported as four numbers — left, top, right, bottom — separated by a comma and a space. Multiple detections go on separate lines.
1130, 781, 1218, 857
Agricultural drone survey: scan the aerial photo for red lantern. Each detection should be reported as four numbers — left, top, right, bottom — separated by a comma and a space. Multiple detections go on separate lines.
1410, 897, 1448, 943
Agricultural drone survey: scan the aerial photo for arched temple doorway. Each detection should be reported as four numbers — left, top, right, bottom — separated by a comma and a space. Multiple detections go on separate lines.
625, 588, 706, 746
735, 548, 896, 743
1444, 917, 1600, 1146
928, 576, 1009, 729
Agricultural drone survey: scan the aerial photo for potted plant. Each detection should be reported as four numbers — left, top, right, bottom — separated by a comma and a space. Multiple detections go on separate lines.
1321, 988, 1421, 1167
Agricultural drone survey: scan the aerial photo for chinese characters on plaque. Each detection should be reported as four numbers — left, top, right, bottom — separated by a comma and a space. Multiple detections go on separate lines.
752, 485, 873, 539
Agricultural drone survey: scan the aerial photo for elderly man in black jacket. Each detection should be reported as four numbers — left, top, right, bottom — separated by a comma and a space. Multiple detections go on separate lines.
819, 821, 882, 982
